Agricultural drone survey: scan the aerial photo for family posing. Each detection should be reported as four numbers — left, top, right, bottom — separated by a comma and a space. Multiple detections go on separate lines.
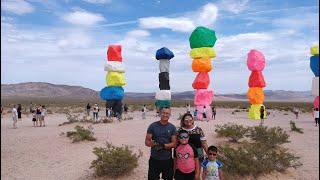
145, 107, 223, 180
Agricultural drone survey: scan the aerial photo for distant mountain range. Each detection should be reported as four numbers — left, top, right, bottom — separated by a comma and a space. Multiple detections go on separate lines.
1, 82, 313, 102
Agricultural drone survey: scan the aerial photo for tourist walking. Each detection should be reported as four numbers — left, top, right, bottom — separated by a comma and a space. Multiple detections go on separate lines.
86, 103, 91, 116
93, 104, 99, 122
17, 104, 22, 121
142, 105, 147, 119
40, 105, 47, 127
12, 105, 18, 129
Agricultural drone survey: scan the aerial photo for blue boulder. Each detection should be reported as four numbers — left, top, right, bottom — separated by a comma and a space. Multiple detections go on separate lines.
156, 47, 174, 60
100, 86, 124, 100
310, 55, 319, 77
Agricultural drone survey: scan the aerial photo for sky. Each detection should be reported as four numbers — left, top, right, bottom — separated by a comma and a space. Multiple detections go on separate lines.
1, 0, 319, 93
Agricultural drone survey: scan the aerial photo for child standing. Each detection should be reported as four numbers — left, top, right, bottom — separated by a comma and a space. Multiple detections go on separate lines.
32, 110, 36, 127
201, 146, 224, 180
314, 108, 319, 127
174, 130, 200, 180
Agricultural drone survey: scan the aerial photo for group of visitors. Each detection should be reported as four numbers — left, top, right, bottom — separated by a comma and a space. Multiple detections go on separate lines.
86, 103, 129, 122
9, 103, 47, 129
191, 105, 217, 121
30, 104, 47, 127
145, 107, 223, 180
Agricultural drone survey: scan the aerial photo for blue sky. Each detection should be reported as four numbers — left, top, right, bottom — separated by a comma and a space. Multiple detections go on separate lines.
1, 0, 319, 93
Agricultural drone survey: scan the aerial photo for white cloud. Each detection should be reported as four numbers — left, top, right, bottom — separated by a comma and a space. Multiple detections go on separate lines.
139, 17, 195, 32
272, 13, 319, 30
57, 30, 92, 49
62, 10, 105, 26
197, 3, 218, 26
1, 0, 34, 15
217, 0, 250, 14
126, 30, 150, 38
139, 3, 218, 32
82, 0, 111, 4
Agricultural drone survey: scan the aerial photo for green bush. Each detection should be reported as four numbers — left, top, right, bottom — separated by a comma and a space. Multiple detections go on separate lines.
290, 121, 303, 134
247, 126, 290, 148
219, 142, 302, 178
90, 142, 141, 178
66, 125, 96, 143
215, 123, 249, 142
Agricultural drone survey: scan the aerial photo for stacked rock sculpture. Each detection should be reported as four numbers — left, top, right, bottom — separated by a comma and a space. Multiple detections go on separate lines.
155, 47, 174, 110
310, 45, 319, 109
189, 26, 217, 121
100, 45, 126, 117
246, 49, 267, 119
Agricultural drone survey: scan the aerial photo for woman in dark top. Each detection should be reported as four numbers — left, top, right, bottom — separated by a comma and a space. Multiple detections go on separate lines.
177, 113, 208, 162
17, 104, 22, 120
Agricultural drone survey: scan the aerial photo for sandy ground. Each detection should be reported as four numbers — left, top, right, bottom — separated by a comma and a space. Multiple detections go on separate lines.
1, 108, 319, 180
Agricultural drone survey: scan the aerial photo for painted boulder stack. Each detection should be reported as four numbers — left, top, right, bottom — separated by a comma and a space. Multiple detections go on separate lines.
310, 45, 319, 108
155, 47, 174, 109
100, 45, 126, 115
246, 49, 267, 119
189, 26, 217, 120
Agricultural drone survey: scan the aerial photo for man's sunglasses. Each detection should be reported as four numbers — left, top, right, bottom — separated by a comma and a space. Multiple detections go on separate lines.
208, 153, 217, 156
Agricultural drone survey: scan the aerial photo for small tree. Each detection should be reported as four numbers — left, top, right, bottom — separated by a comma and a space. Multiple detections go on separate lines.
247, 126, 290, 148
66, 125, 96, 143
290, 121, 303, 134
215, 123, 249, 143
90, 142, 141, 178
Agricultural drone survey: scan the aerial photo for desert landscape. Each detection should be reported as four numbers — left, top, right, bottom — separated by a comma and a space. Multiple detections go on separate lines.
1, 107, 319, 180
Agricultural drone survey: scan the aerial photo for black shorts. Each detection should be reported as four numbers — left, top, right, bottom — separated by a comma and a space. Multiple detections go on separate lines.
174, 169, 195, 180
32, 118, 36, 121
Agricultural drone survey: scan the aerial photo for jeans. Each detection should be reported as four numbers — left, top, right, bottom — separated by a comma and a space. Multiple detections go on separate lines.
93, 112, 98, 121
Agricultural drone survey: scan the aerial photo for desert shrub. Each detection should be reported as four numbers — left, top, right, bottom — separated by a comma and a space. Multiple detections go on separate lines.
283, 113, 289, 115
66, 125, 96, 143
101, 117, 113, 123
215, 123, 250, 142
219, 142, 302, 178
247, 126, 290, 148
90, 142, 141, 178
290, 121, 303, 134
47, 109, 53, 114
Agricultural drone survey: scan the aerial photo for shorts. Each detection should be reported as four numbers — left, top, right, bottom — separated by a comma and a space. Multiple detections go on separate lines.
13, 117, 17, 122
32, 118, 36, 122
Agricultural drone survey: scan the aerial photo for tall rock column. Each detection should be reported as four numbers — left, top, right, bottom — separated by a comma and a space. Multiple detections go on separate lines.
100, 45, 126, 118
310, 45, 319, 109
246, 49, 266, 120
155, 47, 174, 110
189, 26, 217, 121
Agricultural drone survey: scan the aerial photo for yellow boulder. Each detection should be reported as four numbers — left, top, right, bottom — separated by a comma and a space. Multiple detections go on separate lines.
310, 45, 319, 55
190, 47, 216, 59
248, 104, 267, 120
106, 72, 126, 86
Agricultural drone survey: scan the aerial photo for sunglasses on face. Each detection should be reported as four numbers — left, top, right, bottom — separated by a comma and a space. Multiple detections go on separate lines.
179, 134, 189, 139
208, 153, 217, 156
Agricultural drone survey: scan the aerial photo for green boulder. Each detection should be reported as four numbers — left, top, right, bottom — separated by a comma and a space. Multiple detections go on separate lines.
189, 26, 217, 49
155, 100, 171, 109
